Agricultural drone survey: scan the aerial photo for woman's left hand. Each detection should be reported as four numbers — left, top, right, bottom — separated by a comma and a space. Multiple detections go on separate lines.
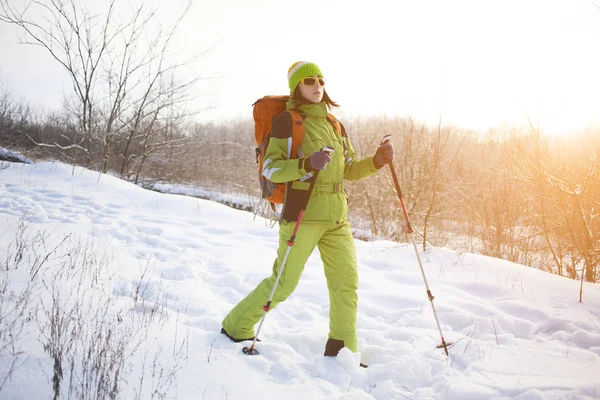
373, 142, 395, 169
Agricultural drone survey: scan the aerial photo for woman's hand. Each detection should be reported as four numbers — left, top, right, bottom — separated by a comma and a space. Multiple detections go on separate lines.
373, 142, 395, 169
305, 150, 332, 171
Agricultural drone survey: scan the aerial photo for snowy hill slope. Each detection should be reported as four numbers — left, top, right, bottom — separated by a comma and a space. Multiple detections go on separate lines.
1, 161, 599, 400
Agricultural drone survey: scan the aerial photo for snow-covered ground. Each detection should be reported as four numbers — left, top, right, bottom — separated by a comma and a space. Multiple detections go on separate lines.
1, 161, 599, 400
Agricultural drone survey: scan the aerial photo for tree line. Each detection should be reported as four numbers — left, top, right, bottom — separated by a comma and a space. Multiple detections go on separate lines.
2, 88, 598, 287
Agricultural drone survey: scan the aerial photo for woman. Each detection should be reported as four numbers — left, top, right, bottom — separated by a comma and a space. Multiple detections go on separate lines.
221, 61, 395, 361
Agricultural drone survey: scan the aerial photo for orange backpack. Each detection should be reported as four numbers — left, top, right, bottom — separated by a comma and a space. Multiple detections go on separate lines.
252, 95, 342, 208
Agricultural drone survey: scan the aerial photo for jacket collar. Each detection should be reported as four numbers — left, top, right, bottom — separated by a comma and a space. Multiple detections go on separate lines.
287, 101, 328, 118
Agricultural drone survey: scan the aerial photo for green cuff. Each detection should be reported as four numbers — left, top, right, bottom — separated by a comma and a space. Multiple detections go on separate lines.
367, 156, 380, 171
298, 158, 309, 176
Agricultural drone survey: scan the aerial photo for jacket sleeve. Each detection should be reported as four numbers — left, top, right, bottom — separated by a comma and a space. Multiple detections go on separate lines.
341, 123, 379, 182
262, 112, 309, 184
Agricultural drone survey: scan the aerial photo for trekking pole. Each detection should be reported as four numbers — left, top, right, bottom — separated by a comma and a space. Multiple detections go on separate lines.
380, 135, 453, 356
243, 146, 335, 356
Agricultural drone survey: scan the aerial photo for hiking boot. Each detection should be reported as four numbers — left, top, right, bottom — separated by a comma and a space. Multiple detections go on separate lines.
325, 338, 368, 367
220, 327, 259, 343
324, 338, 345, 356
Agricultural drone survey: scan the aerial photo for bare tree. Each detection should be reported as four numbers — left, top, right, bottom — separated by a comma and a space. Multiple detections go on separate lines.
0, 0, 123, 164
0, 0, 200, 175
421, 120, 466, 251
499, 126, 600, 292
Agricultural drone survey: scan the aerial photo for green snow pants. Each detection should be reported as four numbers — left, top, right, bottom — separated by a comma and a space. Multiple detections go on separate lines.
221, 220, 359, 352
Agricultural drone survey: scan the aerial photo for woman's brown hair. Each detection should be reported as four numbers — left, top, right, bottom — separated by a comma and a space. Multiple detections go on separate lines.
290, 87, 339, 110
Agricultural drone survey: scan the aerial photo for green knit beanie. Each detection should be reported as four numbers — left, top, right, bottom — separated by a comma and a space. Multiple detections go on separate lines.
287, 61, 323, 93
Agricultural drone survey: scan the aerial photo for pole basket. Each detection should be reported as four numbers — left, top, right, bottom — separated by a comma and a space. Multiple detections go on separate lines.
436, 341, 454, 356
242, 346, 259, 355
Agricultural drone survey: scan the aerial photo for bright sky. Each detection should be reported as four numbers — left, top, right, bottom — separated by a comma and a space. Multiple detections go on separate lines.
1, 0, 600, 135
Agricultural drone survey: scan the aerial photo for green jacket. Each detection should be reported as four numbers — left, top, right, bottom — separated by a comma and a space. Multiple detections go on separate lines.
262, 101, 378, 223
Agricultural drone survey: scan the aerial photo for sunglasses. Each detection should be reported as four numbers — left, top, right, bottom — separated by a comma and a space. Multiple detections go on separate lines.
300, 77, 325, 86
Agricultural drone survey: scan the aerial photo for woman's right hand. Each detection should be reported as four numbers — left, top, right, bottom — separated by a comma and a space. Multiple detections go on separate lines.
305, 150, 332, 171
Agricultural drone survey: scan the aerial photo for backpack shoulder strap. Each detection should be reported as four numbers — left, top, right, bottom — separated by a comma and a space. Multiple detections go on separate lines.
327, 113, 347, 154
326, 113, 344, 137
285, 109, 305, 159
